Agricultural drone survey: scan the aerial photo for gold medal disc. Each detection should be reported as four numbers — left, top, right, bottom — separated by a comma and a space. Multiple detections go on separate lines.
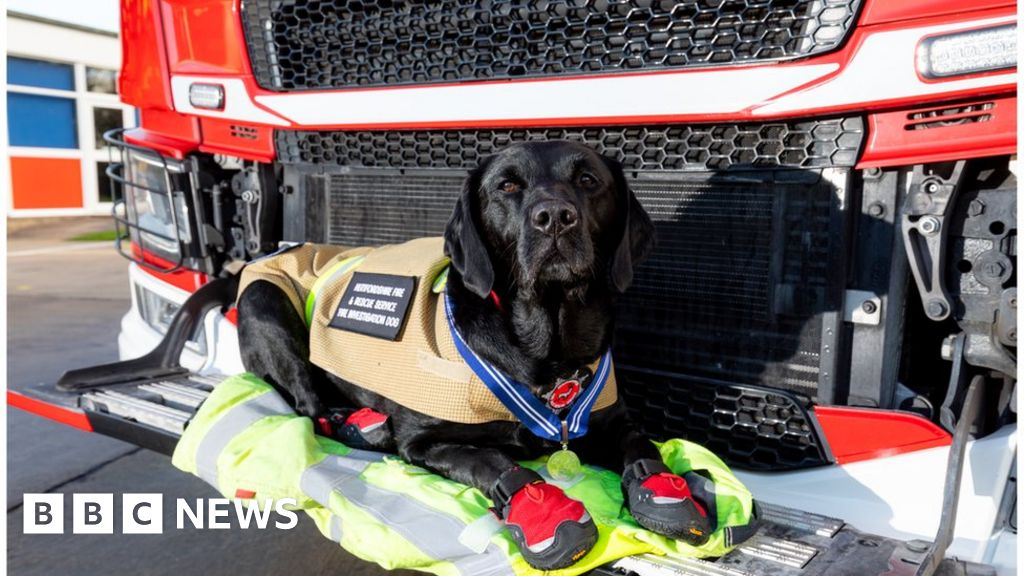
547, 449, 582, 481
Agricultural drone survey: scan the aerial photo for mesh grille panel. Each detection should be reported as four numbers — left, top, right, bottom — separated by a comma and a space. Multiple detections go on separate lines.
243, 0, 862, 91
328, 174, 464, 245
278, 118, 865, 171
629, 179, 774, 320
618, 175, 836, 399
619, 369, 829, 469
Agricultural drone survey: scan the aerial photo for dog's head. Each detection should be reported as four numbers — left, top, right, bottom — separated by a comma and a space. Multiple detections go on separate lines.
444, 141, 655, 298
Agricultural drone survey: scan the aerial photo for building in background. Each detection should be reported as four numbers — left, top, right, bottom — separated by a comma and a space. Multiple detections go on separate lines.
6, 11, 134, 217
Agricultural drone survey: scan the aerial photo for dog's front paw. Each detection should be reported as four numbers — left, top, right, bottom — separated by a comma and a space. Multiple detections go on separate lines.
622, 459, 712, 546
318, 407, 394, 451
493, 467, 597, 570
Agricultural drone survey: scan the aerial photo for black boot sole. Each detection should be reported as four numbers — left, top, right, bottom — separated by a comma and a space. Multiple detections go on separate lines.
630, 498, 712, 546
508, 516, 599, 571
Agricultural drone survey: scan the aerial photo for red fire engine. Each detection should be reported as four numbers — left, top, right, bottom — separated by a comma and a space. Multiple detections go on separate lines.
10, 1, 1017, 574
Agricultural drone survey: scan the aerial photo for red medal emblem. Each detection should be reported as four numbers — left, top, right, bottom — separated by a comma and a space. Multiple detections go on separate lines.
548, 379, 581, 410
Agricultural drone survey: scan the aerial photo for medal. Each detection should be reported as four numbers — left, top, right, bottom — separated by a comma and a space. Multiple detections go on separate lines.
444, 293, 613, 477
547, 421, 583, 481
544, 368, 591, 411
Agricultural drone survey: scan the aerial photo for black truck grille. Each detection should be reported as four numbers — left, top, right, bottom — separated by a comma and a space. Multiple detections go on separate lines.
284, 120, 858, 470
618, 369, 830, 469
243, 0, 862, 92
277, 117, 864, 172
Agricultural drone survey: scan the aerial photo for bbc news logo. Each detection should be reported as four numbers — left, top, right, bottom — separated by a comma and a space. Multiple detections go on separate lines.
23, 494, 298, 534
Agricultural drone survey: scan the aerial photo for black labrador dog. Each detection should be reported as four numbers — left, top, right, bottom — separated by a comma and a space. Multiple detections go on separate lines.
237, 141, 710, 570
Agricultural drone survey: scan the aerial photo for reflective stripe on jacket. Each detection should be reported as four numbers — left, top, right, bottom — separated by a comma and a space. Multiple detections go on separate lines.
173, 374, 755, 576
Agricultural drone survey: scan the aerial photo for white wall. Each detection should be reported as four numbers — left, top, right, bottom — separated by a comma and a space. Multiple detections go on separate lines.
6, 15, 120, 70
7, 0, 119, 35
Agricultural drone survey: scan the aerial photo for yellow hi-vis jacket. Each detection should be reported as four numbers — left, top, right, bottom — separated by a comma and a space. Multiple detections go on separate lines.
173, 373, 757, 576
236, 237, 618, 423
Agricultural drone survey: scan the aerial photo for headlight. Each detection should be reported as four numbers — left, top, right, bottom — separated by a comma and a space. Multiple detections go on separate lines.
123, 150, 191, 261
917, 24, 1016, 79
135, 285, 206, 353
136, 284, 179, 334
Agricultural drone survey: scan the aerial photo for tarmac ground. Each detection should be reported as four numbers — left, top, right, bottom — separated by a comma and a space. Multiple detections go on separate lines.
7, 217, 404, 575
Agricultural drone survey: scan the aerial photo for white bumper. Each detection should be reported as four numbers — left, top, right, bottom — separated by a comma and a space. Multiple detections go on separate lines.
118, 263, 243, 376
737, 425, 1017, 574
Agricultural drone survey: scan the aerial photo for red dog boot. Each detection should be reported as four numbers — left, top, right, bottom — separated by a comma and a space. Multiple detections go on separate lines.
321, 407, 393, 451
492, 467, 598, 570
622, 458, 712, 545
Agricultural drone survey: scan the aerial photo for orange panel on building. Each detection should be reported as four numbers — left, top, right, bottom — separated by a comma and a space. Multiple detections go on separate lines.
10, 157, 83, 209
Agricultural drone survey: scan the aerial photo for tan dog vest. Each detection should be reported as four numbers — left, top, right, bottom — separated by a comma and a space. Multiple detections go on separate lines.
238, 237, 618, 424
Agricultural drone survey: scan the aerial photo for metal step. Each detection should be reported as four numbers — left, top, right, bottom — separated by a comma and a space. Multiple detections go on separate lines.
82, 390, 192, 434
80, 374, 221, 435
756, 502, 844, 538
735, 535, 818, 569
614, 555, 754, 576
137, 380, 210, 408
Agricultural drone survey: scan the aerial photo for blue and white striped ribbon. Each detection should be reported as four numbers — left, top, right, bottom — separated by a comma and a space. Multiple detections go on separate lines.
443, 292, 611, 443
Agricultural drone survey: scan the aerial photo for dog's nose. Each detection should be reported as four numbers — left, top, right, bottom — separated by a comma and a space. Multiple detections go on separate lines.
531, 201, 579, 236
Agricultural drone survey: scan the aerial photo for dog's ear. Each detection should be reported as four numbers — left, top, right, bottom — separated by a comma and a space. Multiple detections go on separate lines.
444, 157, 495, 299
604, 156, 656, 293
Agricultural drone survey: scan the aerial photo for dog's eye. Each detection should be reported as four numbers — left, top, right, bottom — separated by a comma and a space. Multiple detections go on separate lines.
500, 180, 521, 194
578, 173, 598, 188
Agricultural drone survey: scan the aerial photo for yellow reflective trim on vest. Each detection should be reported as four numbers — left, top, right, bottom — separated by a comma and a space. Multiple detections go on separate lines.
432, 264, 451, 294
304, 255, 366, 327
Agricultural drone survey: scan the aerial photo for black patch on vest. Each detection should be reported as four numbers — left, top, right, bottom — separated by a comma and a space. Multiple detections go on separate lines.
329, 272, 416, 341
